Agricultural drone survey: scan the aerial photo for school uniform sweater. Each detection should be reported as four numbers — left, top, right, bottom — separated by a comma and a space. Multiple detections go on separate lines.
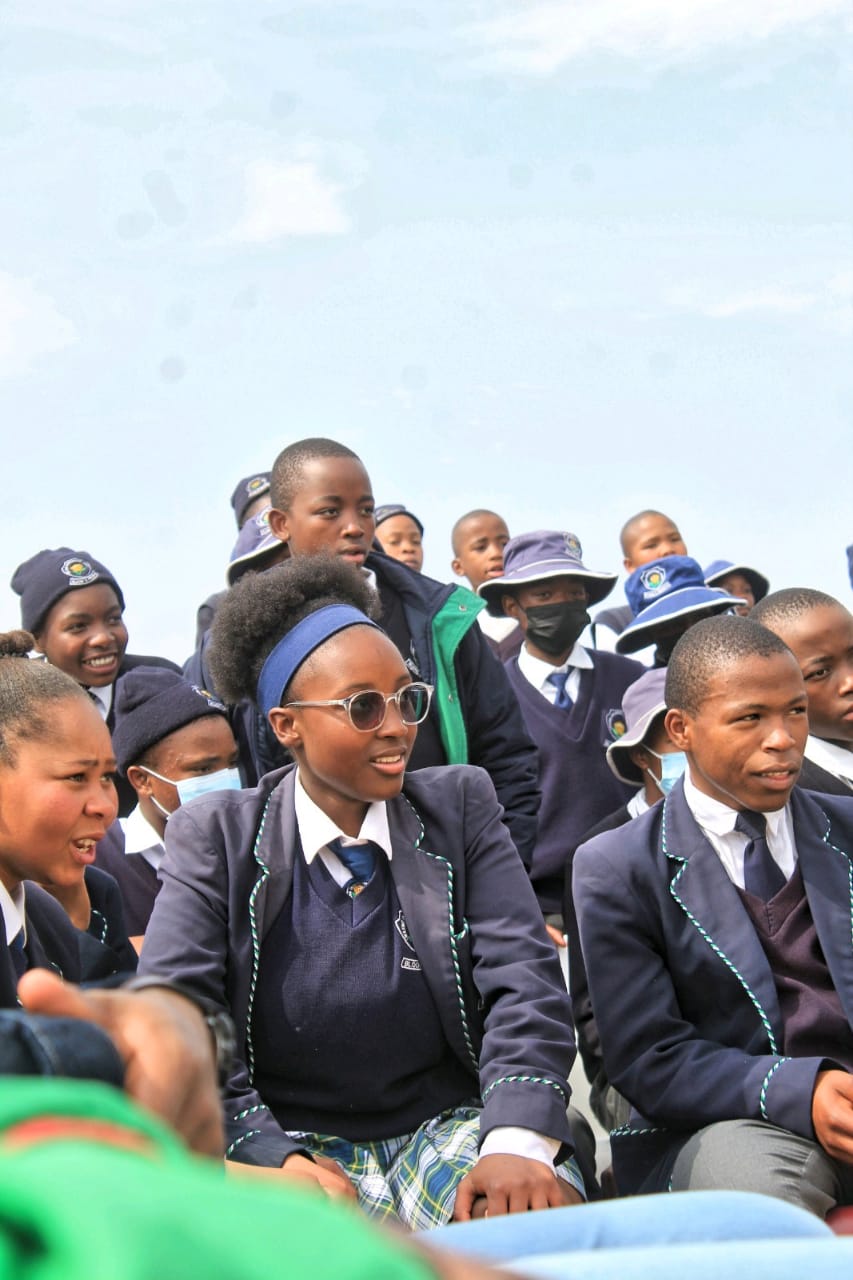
95, 813, 163, 936
505, 650, 643, 912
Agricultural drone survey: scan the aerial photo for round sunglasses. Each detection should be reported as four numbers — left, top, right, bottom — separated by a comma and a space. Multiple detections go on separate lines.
284, 682, 434, 732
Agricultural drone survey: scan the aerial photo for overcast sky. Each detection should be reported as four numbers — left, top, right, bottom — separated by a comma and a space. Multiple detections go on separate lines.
2, 0, 851, 662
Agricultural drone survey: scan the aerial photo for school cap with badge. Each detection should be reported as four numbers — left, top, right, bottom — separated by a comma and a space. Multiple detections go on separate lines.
606, 668, 668, 786
10, 548, 125, 635
111, 666, 230, 775
226, 506, 287, 586
703, 559, 770, 603
477, 530, 618, 617
616, 555, 745, 655
230, 472, 271, 529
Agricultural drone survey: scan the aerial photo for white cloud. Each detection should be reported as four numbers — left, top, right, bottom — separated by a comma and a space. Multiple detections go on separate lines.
466, 0, 849, 75
664, 274, 853, 331
227, 155, 353, 243
0, 272, 76, 378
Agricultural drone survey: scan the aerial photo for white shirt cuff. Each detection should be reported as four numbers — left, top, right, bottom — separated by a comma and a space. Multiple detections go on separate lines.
479, 1125, 560, 1170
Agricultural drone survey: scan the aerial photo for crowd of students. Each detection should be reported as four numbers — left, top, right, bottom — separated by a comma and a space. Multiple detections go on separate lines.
2, 434, 853, 1271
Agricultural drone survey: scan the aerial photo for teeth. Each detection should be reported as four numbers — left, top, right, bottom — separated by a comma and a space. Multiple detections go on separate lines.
74, 840, 95, 850
86, 656, 115, 667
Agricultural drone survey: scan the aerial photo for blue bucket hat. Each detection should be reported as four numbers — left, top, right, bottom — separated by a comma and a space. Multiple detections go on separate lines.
227, 506, 287, 585
230, 472, 271, 528
703, 559, 769, 604
478, 530, 618, 617
616, 555, 745, 655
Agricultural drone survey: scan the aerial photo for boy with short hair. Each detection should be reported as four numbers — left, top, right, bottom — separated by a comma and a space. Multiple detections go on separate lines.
752, 588, 853, 794
479, 531, 643, 920
592, 509, 688, 648
573, 614, 853, 1214
615, 555, 745, 667
451, 509, 518, 656
266, 440, 540, 869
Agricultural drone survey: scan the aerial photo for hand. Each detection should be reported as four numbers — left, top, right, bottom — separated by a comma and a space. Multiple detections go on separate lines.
452, 1154, 581, 1221
545, 923, 566, 948
229, 1153, 357, 1200
812, 1069, 853, 1163
17, 969, 224, 1158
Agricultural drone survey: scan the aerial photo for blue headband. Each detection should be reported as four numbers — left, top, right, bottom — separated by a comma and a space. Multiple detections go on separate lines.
257, 605, 379, 716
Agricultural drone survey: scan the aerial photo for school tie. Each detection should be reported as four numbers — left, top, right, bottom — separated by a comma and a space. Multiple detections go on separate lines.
735, 809, 786, 901
8, 932, 27, 980
327, 838, 379, 898
547, 670, 573, 710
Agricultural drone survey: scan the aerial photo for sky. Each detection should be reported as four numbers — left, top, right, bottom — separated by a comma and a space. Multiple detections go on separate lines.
1, 0, 851, 662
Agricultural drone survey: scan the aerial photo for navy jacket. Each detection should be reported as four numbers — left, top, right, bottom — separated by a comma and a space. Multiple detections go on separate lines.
0, 885, 82, 1009
139, 764, 575, 1167
573, 782, 853, 1194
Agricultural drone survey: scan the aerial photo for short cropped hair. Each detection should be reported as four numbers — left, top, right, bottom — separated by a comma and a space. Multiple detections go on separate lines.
270, 438, 362, 511
0, 630, 90, 765
665, 614, 794, 716
451, 509, 507, 556
619, 509, 669, 556
751, 587, 842, 631
206, 555, 380, 706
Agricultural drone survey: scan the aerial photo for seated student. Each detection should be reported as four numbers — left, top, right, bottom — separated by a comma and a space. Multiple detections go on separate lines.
573, 614, 853, 1215
139, 556, 584, 1228
0, 629, 118, 1001
265, 439, 540, 870
561, 667, 686, 1130
95, 667, 242, 947
704, 559, 770, 617
194, 471, 273, 649
450, 509, 519, 659
752, 588, 853, 795
591, 509, 688, 648
10, 548, 180, 817
478, 531, 644, 930
374, 505, 425, 573
615, 555, 745, 667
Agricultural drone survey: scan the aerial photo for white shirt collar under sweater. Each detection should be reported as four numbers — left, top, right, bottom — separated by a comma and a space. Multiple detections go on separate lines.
804, 735, 853, 787
121, 804, 166, 871
517, 641, 593, 705
0, 880, 26, 946
85, 682, 114, 720
294, 772, 393, 889
682, 770, 796, 891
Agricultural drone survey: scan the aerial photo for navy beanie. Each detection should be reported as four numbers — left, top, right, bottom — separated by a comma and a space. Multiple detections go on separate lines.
230, 473, 271, 528
374, 503, 424, 536
111, 666, 229, 775
10, 548, 125, 635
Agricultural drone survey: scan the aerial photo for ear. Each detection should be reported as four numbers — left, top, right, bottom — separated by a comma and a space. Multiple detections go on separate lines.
628, 745, 651, 772
622, 556, 635, 574
502, 594, 523, 623
266, 507, 290, 545
664, 707, 691, 752
268, 706, 302, 750
32, 632, 47, 656
126, 765, 153, 798
450, 558, 465, 578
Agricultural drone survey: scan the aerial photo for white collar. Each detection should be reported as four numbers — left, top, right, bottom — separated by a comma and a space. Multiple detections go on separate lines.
294, 772, 393, 863
85, 682, 113, 720
122, 804, 166, 856
0, 879, 26, 946
517, 641, 593, 690
804, 734, 853, 785
682, 768, 790, 841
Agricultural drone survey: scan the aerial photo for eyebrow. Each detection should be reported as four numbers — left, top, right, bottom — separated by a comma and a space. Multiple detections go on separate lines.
61, 757, 116, 768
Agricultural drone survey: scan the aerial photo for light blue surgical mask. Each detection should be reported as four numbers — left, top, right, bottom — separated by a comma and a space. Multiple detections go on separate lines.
140, 765, 242, 816
645, 749, 688, 797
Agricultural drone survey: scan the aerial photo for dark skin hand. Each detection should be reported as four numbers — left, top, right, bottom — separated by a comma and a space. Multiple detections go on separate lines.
453, 1154, 583, 1221
812, 1069, 853, 1163
17, 969, 224, 1158
228, 1152, 358, 1201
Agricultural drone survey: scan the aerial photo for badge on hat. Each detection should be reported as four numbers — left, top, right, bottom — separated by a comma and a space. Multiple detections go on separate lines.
604, 708, 627, 743
61, 558, 99, 587
639, 565, 668, 596
191, 686, 228, 712
246, 476, 267, 495
564, 533, 583, 559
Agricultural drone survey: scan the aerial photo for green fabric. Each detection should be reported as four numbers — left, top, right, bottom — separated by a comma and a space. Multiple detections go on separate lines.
430, 587, 485, 765
0, 1079, 438, 1280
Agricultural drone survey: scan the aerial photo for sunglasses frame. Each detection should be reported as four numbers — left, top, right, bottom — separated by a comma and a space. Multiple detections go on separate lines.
284, 682, 434, 732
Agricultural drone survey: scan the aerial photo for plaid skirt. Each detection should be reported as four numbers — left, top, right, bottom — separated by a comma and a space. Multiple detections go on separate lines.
287, 1103, 585, 1232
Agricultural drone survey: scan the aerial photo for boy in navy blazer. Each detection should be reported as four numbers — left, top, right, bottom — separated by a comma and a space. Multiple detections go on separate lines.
573, 614, 853, 1216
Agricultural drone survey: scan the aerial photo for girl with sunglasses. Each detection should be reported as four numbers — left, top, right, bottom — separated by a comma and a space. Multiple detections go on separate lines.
139, 556, 582, 1229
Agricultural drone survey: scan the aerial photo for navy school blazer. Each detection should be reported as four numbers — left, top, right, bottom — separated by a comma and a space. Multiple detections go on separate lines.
573, 781, 853, 1194
0, 884, 82, 1009
139, 764, 576, 1167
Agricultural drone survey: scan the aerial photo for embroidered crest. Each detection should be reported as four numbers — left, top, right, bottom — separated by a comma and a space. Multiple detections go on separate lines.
190, 685, 227, 712
605, 709, 627, 742
401, 957, 422, 972
639, 564, 667, 596
564, 532, 582, 559
60, 558, 98, 587
394, 910, 415, 951
255, 508, 271, 530
246, 476, 267, 494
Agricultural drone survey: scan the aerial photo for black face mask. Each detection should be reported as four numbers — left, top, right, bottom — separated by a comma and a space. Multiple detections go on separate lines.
523, 602, 590, 656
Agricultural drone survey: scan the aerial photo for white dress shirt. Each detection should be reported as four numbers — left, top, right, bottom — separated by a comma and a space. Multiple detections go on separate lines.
0, 880, 27, 947
517, 642, 594, 705
122, 804, 167, 872
291, 774, 561, 1173
804, 735, 853, 789
682, 770, 797, 890
85, 681, 114, 721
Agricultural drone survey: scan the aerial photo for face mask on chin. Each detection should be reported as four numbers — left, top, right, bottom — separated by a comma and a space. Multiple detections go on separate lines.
523, 602, 591, 657
645, 749, 688, 797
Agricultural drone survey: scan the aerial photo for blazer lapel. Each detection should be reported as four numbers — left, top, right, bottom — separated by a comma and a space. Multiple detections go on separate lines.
252, 768, 299, 944
387, 793, 479, 1072
662, 782, 784, 1052
794, 788, 853, 1030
